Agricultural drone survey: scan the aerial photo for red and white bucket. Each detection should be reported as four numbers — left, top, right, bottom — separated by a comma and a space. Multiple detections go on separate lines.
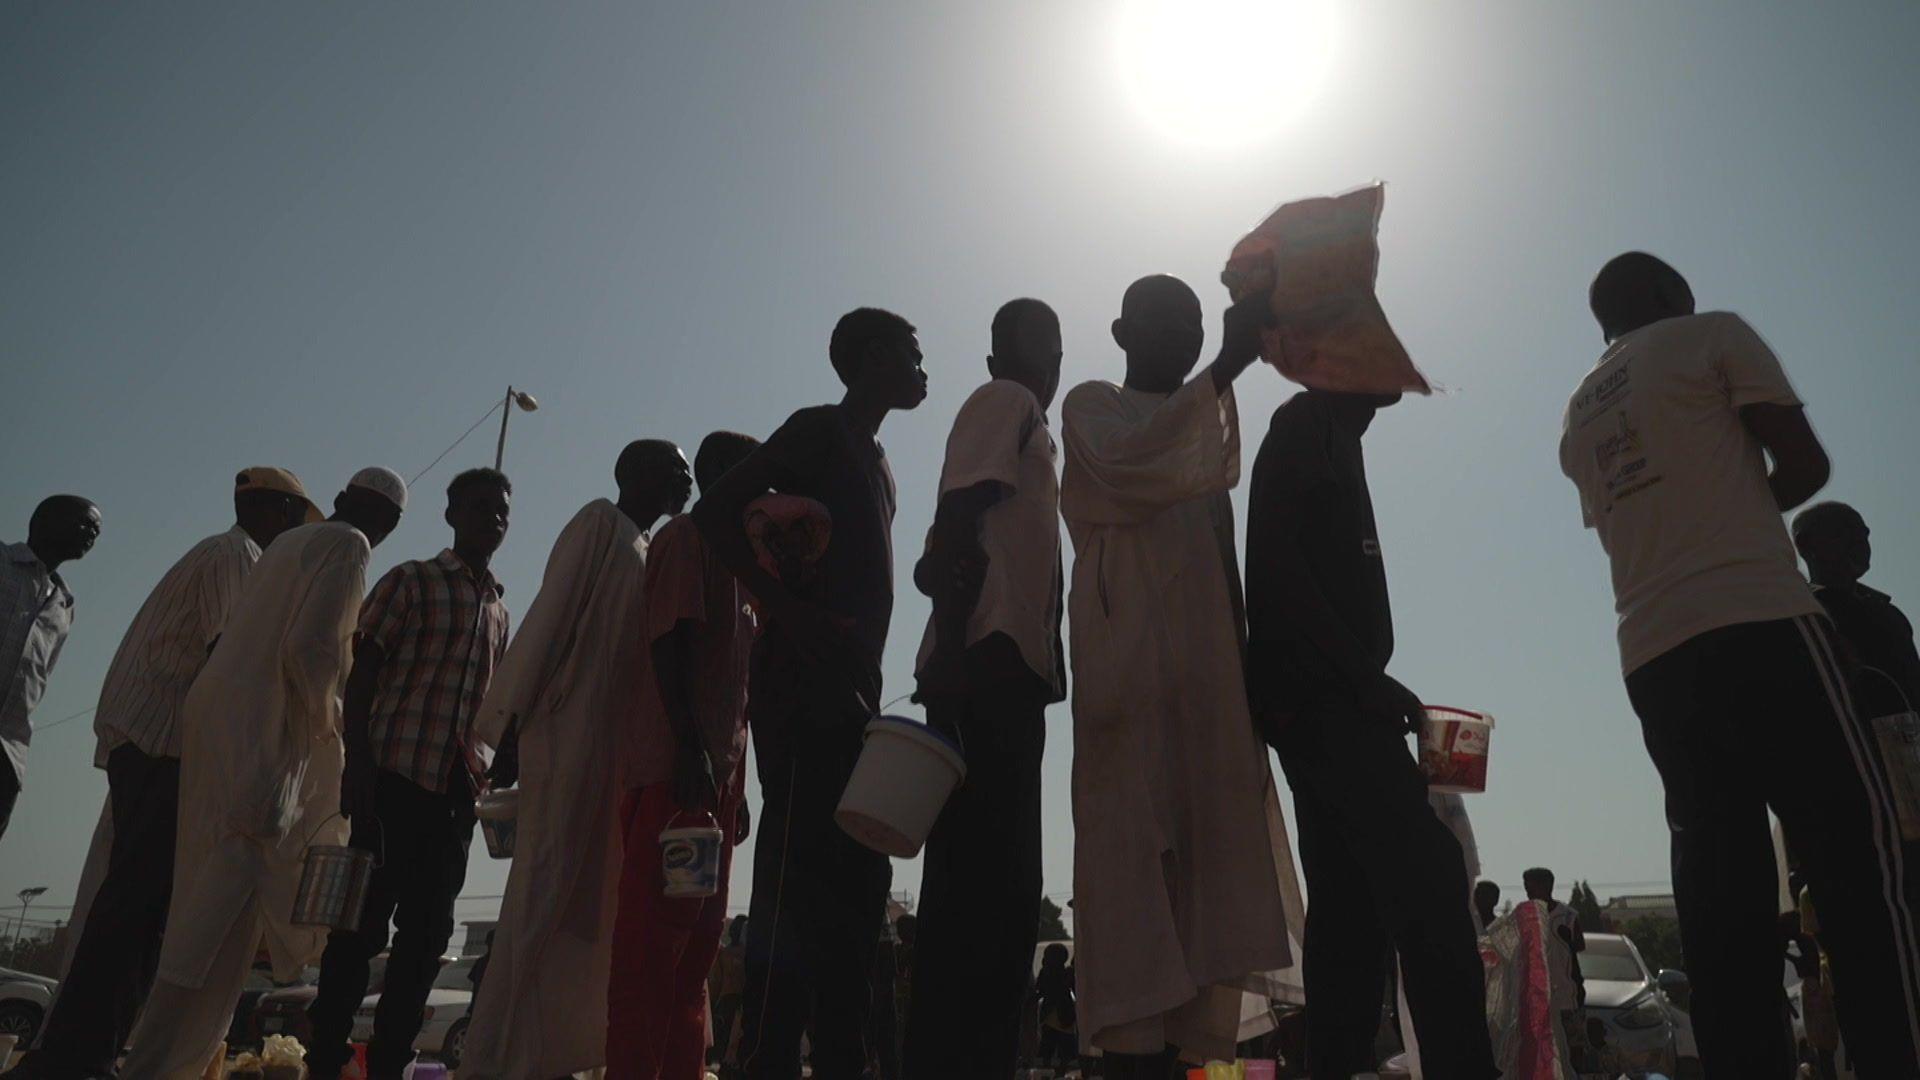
1419, 707, 1495, 794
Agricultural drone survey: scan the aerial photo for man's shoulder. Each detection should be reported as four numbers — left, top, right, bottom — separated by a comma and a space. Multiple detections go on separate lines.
1061, 379, 1124, 418
650, 514, 706, 558
966, 378, 1043, 414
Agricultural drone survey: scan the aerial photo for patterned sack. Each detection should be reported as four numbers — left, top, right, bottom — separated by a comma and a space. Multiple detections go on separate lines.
1222, 182, 1433, 395
1481, 900, 1575, 1080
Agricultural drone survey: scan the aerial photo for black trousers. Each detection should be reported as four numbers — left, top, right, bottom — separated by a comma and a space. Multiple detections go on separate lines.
902, 655, 1048, 1080
307, 769, 474, 1080
1625, 615, 1920, 1079
0, 755, 18, 841
739, 708, 894, 1080
18, 745, 179, 1079
1275, 694, 1498, 1080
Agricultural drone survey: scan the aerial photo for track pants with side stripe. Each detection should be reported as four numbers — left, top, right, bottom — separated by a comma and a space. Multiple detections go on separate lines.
1626, 615, 1920, 1079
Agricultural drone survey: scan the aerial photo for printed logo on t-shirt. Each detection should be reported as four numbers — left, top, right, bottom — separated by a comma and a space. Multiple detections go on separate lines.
1362, 538, 1381, 557
1595, 410, 1663, 512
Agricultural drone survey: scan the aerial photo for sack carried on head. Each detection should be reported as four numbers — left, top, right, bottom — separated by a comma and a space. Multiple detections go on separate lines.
1223, 182, 1431, 395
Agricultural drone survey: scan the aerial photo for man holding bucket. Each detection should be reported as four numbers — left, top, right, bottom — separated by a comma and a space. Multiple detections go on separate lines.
305, 468, 512, 1080
693, 307, 927, 1079
1244, 386, 1497, 1080
461, 439, 691, 1080
1560, 253, 1920, 1076
122, 468, 406, 1079
602, 431, 760, 1079
900, 297, 1066, 1079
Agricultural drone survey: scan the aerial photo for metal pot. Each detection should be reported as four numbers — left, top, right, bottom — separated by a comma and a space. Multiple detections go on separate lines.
291, 815, 380, 931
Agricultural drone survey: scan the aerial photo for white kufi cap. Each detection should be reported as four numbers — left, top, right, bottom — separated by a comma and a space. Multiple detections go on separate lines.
348, 466, 409, 512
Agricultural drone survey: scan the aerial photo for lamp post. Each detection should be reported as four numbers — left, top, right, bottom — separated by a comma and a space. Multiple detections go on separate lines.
494, 386, 541, 470
13, 886, 45, 948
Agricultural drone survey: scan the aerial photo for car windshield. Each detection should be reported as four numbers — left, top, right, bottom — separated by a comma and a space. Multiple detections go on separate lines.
1581, 938, 1649, 983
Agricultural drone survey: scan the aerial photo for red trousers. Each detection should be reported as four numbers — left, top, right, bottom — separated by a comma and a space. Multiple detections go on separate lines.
607, 782, 737, 1080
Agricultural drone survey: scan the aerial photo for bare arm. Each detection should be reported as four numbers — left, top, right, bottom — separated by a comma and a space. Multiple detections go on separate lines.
653, 620, 716, 810
1741, 402, 1830, 511
1208, 292, 1271, 394
914, 480, 1009, 612
339, 637, 386, 818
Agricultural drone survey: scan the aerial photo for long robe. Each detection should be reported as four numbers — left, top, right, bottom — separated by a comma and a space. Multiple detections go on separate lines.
122, 522, 365, 1077
1060, 376, 1292, 1060
460, 498, 649, 1079
160, 521, 366, 988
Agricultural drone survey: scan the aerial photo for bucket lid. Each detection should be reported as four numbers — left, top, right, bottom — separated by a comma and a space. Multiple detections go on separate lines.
1421, 705, 1493, 726
865, 715, 966, 779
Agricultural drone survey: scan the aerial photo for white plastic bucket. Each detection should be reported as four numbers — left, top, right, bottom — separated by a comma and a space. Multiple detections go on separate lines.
1419, 706, 1495, 794
835, 715, 967, 858
660, 812, 725, 898
476, 787, 519, 860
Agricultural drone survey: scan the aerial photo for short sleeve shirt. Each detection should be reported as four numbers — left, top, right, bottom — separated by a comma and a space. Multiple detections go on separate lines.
357, 550, 511, 793
1560, 312, 1822, 674
754, 404, 897, 715
635, 515, 755, 794
1245, 391, 1392, 709
913, 379, 1065, 699
0, 543, 76, 785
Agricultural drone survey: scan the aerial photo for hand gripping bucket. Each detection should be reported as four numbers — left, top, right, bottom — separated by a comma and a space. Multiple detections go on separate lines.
291, 814, 381, 931
835, 715, 967, 858
660, 810, 726, 899
1419, 707, 1495, 794
476, 786, 520, 859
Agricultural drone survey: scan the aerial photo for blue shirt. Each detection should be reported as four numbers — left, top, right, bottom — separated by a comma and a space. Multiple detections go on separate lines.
1, 542, 76, 784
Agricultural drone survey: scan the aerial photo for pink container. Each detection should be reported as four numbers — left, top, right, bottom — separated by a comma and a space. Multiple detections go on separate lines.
1419, 706, 1495, 794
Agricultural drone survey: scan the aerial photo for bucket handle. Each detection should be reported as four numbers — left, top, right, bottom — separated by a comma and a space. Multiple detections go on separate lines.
301, 811, 386, 869
663, 808, 719, 832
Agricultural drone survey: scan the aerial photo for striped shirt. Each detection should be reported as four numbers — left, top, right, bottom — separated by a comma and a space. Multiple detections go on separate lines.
1, 541, 77, 785
93, 525, 260, 765
359, 549, 510, 794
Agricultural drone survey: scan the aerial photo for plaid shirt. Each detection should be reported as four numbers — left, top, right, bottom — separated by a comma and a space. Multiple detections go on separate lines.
358, 549, 510, 794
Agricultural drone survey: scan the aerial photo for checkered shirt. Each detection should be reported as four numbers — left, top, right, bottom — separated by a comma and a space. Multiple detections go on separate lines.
358, 549, 510, 793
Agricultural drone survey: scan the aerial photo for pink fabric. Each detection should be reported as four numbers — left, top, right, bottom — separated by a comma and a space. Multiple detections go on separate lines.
1222, 183, 1432, 395
606, 782, 736, 1080
743, 494, 832, 583
633, 516, 753, 793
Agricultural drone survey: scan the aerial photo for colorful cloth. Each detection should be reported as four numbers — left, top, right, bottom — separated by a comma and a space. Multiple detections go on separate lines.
357, 549, 510, 793
1222, 183, 1432, 396
1482, 900, 1575, 1080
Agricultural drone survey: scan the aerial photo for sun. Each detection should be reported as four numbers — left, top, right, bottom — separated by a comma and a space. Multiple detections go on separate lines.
1115, 0, 1338, 149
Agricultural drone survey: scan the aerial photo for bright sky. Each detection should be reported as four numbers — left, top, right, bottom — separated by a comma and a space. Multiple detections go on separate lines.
6, 2, 1920, 940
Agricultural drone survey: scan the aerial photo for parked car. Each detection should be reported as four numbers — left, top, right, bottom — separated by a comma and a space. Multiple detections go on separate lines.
1582, 932, 1700, 1078
250, 957, 385, 1047
348, 957, 476, 1067
0, 967, 57, 1047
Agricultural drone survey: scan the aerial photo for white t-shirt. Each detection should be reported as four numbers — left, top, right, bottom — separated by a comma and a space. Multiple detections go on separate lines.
1560, 311, 1822, 675
915, 378, 1064, 696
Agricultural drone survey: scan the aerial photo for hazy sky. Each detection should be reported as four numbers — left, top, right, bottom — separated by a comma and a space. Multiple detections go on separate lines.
6, 2, 1919, 940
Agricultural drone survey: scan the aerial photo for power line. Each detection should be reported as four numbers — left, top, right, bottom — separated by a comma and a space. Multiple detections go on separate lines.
30, 705, 95, 733
408, 398, 508, 487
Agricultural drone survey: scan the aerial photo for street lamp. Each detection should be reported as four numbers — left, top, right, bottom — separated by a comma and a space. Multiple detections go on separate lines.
14, 886, 45, 947
493, 386, 540, 470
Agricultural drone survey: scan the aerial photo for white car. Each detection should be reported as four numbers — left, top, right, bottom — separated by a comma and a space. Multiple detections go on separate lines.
348, 956, 476, 1067
0, 967, 57, 1048
1581, 932, 1701, 1078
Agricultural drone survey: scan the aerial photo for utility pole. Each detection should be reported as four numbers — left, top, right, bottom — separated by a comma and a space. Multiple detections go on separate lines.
14, 886, 46, 949
494, 385, 541, 470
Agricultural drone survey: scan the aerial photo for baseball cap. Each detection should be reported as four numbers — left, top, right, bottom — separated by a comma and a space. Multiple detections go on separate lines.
235, 466, 323, 523
348, 466, 409, 513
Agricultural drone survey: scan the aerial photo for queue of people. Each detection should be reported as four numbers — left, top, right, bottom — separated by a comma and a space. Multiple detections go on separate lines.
1, 249, 1918, 1080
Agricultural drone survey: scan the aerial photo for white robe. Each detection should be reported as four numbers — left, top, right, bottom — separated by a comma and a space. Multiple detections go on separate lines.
1060, 376, 1293, 1060
460, 499, 649, 1079
129, 521, 367, 1076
